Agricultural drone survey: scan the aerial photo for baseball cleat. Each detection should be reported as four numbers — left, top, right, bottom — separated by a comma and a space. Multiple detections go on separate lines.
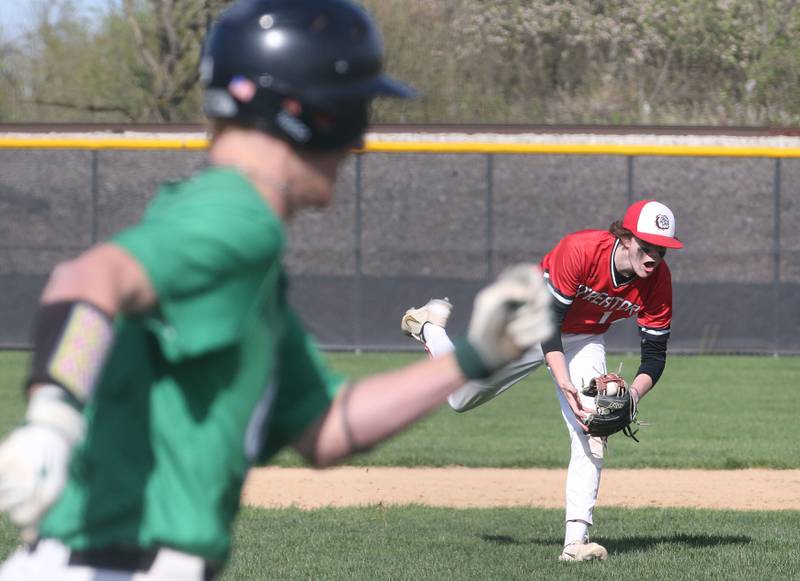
401, 298, 452, 342
558, 538, 608, 562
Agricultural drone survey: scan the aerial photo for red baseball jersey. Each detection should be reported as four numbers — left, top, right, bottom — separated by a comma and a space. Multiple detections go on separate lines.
539, 229, 673, 337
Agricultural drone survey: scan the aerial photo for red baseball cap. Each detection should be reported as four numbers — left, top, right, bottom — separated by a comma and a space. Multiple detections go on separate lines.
622, 200, 683, 249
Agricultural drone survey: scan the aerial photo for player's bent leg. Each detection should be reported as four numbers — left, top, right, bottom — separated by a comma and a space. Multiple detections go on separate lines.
401, 298, 547, 413
447, 346, 545, 412
401, 298, 452, 344
418, 321, 455, 358
400, 298, 454, 360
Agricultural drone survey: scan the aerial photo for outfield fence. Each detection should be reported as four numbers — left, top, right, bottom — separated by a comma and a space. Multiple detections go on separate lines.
1, 132, 799, 354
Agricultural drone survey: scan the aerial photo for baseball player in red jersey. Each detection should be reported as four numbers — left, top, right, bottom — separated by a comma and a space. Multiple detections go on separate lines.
402, 199, 683, 562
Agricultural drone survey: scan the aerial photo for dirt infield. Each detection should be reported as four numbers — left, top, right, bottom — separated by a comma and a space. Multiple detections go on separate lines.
242, 467, 800, 511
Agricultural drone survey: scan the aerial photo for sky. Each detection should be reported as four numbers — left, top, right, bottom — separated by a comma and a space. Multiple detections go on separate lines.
1, 0, 112, 41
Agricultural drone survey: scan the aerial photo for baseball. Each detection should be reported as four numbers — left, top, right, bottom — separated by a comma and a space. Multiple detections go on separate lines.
605, 381, 619, 396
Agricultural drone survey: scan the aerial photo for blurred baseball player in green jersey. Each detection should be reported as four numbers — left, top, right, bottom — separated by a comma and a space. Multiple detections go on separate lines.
0, 0, 553, 579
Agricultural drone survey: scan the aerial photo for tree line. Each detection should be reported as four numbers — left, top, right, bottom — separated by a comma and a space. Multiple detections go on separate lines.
2, 0, 800, 126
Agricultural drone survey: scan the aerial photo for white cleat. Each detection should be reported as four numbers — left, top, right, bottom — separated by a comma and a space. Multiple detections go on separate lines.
401, 298, 452, 342
558, 538, 608, 562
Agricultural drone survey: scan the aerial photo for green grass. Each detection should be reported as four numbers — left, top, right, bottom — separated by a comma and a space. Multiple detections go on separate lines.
226, 506, 800, 580
0, 352, 27, 433
1, 351, 798, 579
2, 506, 797, 580
280, 352, 800, 469
1, 352, 798, 469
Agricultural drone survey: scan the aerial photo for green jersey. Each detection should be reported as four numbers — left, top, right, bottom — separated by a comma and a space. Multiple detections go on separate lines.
39, 167, 344, 564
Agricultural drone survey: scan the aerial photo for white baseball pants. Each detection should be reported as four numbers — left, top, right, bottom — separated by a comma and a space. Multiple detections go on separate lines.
425, 327, 608, 527
0, 538, 215, 581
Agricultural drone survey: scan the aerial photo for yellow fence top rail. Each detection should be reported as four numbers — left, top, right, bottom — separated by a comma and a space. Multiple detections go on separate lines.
0, 136, 209, 150
365, 140, 800, 157
3, 135, 800, 157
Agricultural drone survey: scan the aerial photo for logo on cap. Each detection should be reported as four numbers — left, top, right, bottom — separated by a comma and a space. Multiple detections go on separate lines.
655, 214, 670, 230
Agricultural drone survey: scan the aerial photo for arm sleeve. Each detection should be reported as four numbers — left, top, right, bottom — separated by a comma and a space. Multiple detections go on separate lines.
540, 299, 570, 354
637, 332, 668, 385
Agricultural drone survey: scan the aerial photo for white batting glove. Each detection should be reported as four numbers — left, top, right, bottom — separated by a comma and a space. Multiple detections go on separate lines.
0, 386, 85, 539
503, 265, 554, 348
455, 263, 553, 378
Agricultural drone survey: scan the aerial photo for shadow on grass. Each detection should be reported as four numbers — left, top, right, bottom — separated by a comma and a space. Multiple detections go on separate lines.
481, 532, 752, 552
603, 533, 752, 553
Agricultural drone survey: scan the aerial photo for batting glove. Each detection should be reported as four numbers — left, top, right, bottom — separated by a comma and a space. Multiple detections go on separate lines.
455, 263, 553, 378
0, 385, 85, 540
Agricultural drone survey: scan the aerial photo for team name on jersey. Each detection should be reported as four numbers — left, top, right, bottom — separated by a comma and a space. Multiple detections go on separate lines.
575, 284, 641, 317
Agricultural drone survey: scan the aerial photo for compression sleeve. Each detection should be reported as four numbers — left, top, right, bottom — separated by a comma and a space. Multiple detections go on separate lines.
540, 299, 570, 355
636, 329, 668, 385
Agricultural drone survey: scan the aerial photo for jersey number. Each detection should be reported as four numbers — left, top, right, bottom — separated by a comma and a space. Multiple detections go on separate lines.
599, 311, 613, 324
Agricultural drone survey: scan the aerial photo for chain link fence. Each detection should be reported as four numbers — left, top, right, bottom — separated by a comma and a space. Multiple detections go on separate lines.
1, 137, 798, 353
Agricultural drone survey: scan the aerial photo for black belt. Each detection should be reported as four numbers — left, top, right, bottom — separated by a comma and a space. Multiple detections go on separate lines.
65, 544, 219, 580
68, 545, 159, 571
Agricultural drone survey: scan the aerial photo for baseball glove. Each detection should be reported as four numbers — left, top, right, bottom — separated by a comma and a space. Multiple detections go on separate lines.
582, 373, 641, 441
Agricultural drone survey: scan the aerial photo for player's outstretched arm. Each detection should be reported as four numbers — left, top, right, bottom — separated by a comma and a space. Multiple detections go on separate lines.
295, 264, 553, 467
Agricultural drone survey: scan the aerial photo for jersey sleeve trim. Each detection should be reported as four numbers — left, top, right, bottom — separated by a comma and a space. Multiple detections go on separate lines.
543, 271, 573, 305
639, 325, 671, 338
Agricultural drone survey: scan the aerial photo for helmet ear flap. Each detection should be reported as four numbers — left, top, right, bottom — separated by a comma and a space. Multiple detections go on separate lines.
274, 99, 314, 145
281, 99, 303, 117
277, 99, 368, 150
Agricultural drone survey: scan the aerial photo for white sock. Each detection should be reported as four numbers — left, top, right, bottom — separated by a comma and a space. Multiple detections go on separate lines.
422, 324, 455, 357
564, 520, 589, 546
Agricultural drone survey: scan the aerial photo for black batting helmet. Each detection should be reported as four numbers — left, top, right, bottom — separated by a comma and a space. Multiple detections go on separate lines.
200, 0, 414, 150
